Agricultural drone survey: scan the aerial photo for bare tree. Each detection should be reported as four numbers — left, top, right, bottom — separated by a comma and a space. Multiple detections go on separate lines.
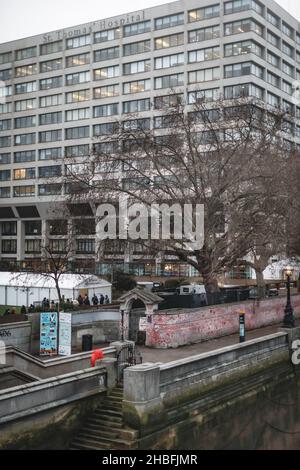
65, 95, 294, 293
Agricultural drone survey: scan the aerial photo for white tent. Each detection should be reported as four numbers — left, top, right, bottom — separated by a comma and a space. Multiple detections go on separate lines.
0, 272, 112, 307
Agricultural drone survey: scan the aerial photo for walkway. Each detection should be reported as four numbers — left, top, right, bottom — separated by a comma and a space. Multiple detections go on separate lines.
137, 319, 300, 363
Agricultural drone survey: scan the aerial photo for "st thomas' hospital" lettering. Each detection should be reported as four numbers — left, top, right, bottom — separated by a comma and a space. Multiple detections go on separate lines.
42, 11, 145, 43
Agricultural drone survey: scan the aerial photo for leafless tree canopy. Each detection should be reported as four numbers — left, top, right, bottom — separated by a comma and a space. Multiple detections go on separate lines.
65, 96, 298, 292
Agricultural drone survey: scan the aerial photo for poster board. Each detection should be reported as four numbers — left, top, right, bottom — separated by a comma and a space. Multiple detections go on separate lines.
40, 312, 58, 356
59, 312, 72, 356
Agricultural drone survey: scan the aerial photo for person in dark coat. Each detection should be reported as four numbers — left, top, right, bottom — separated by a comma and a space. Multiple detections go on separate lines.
104, 295, 110, 305
99, 294, 104, 305
83, 294, 90, 306
77, 295, 83, 306
20, 305, 27, 314
92, 294, 99, 306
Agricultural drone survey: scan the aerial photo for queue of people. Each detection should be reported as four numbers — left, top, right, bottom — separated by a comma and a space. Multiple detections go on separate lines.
77, 293, 110, 307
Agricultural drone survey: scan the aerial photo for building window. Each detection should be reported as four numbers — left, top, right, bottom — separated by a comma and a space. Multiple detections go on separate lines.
155, 33, 184, 50
282, 42, 294, 58
39, 130, 62, 143
123, 98, 151, 114
154, 73, 184, 89
123, 118, 150, 131
224, 0, 263, 16
40, 94, 62, 108
0, 136, 11, 149
0, 103, 12, 114
2, 221, 17, 236
25, 240, 42, 254
188, 47, 220, 63
66, 89, 90, 103
15, 98, 36, 112
94, 47, 119, 62
0, 187, 10, 198
65, 126, 90, 140
38, 165, 62, 178
267, 10, 280, 28
65, 144, 89, 158
155, 53, 184, 69
15, 46, 37, 61
282, 80, 292, 95
267, 31, 280, 48
14, 133, 36, 146
123, 40, 151, 56
2, 240, 17, 253
0, 52, 12, 65
94, 28, 120, 43
0, 169, 11, 181
267, 92, 280, 108
155, 12, 184, 30
48, 239, 67, 253
282, 61, 294, 78
93, 122, 119, 136
188, 5, 220, 22
93, 84, 119, 99
93, 103, 118, 118
13, 167, 35, 180
40, 76, 63, 90
66, 71, 90, 86
188, 67, 220, 83
14, 150, 36, 163
224, 41, 263, 58
0, 119, 11, 131
123, 79, 150, 94
40, 58, 62, 73
76, 239, 95, 254
66, 34, 91, 49
224, 62, 263, 79
188, 88, 220, 103
267, 71, 280, 88
40, 40, 63, 55
14, 116, 36, 129
224, 19, 263, 37
123, 21, 151, 37
15, 81, 37, 94
94, 65, 119, 80
224, 83, 264, 100
65, 53, 90, 68
0, 69, 12, 81
154, 94, 183, 109
267, 51, 280, 68
39, 148, 61, 161
65, 108, 90, 121
282, 22, 294, 39
38, 184, 62, 196
0, 153, 11, 164
39, 112, 62, 126
13, 185, 35, 196
123, 60, 150, 75
189, 25, 220, 43
0, 85, 12, 99
15, 64, 37, 77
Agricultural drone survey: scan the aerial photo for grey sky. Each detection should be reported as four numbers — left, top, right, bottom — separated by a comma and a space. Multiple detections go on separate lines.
0, 0, 299, 44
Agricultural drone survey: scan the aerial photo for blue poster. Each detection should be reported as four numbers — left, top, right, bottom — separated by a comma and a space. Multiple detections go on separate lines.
40, 312, 58, 356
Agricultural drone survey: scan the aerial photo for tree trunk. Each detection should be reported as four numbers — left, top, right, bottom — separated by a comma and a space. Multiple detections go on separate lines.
255, 269, 266, 299
201, 272, 220, 294
54, 277, 62, 305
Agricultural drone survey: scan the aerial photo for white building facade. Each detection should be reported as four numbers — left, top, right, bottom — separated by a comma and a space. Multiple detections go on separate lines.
0, 0, 300, 278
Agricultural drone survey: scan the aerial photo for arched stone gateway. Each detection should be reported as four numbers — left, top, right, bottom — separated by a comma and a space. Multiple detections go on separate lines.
118, 288, 163, 344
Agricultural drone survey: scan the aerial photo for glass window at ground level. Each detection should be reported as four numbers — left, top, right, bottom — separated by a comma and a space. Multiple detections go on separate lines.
2, 240, 17, 253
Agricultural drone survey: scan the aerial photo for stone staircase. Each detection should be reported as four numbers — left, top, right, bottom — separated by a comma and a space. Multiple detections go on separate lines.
70, 386, 139, 450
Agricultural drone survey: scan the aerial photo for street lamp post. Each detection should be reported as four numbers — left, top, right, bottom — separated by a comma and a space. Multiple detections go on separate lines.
121, 309, 125, 342
283, 267, 295, 328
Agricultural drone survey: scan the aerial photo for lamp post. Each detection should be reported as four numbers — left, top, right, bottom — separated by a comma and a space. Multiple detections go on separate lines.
283, 267, 295, 328
121, 309, 125, 342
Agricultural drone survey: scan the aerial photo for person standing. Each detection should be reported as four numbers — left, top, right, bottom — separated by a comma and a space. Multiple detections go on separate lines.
99, 294, 104, 305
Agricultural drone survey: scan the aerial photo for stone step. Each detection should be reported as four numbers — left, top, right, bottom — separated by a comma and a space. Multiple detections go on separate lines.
84, 424, 139, 440
107, 393, 123, 401
94, 409, 123, 418
72, 435, 135, 450
88, 416, 123, 426
102, 402, 123, 411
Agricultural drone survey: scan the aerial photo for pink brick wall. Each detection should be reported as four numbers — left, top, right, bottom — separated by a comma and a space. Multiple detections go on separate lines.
146, 295, 300, 348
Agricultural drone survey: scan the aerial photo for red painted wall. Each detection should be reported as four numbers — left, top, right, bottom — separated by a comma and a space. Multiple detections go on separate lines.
146, 295, 300, 348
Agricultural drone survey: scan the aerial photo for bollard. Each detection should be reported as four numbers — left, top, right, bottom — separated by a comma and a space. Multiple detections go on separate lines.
239, 310, 246, 343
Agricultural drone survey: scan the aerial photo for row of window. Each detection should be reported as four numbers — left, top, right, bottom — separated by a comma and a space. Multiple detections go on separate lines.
0, 238, 96, 254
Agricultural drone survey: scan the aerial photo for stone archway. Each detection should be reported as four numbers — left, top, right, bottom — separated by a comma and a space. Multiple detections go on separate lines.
118, 288, 164, 344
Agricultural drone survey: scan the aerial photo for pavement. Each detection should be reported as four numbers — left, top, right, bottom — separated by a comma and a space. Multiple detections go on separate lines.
136, 319, 300, 364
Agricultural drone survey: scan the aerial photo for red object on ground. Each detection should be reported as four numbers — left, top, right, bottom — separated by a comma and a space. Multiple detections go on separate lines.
91, 349, 104, 367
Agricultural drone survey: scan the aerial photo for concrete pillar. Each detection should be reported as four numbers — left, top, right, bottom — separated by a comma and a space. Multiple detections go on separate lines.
123, 362, 166, 433
96, 357, 117, 389
16, 220, 25, 261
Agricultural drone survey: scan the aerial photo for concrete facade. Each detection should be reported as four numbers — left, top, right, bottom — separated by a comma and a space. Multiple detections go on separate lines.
0, 0, 300, 277
0, 321, 31, 352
